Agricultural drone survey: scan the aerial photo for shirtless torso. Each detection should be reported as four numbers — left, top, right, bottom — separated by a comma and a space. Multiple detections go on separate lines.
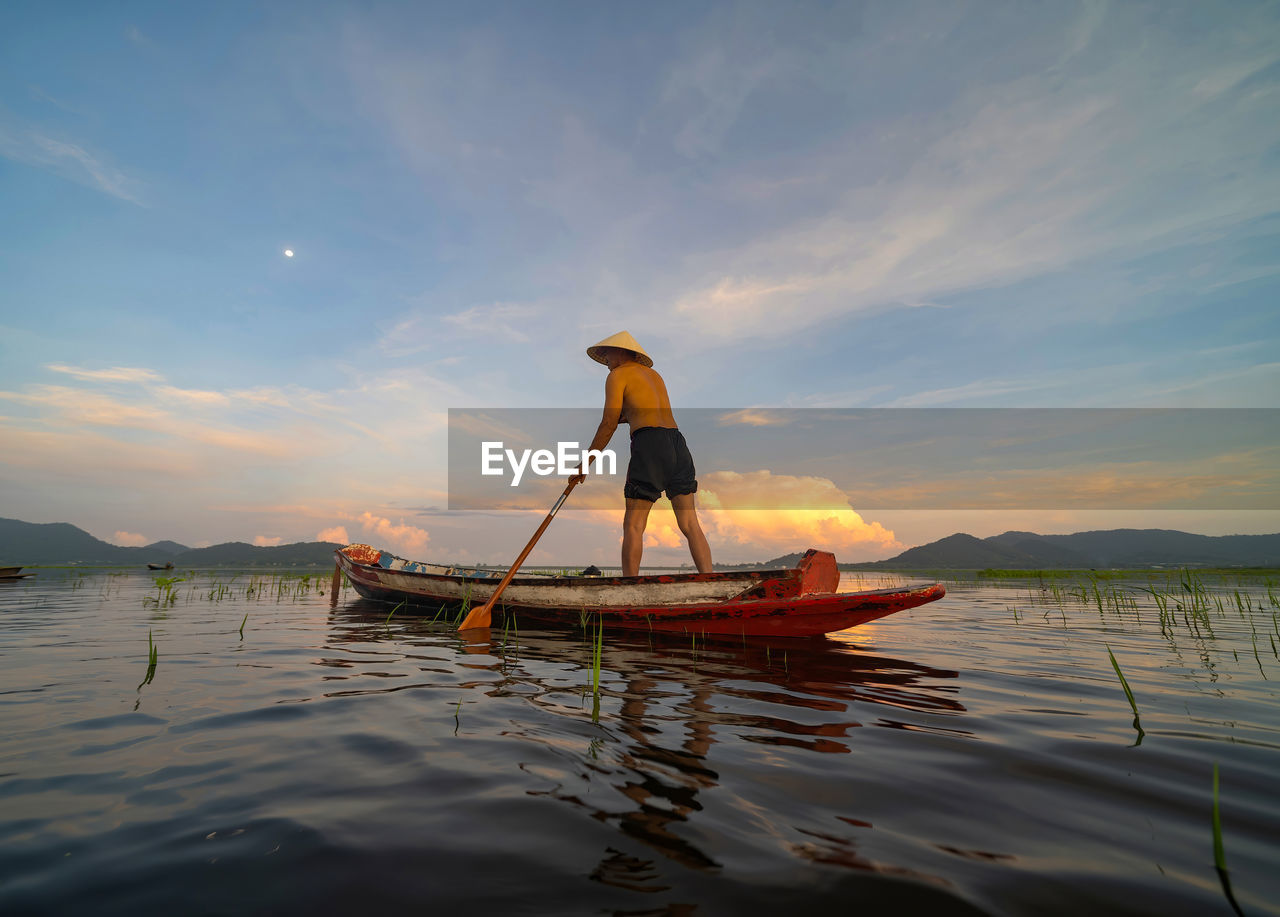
608, 362, 677, 433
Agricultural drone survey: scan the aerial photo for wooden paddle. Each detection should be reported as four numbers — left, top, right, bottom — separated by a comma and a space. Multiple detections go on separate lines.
458, 477, 581, 631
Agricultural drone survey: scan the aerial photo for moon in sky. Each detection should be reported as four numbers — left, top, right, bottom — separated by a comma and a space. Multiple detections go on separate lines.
284, 249, 294, 258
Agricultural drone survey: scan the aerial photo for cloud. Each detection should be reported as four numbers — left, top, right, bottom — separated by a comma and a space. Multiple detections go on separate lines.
447, 411, 535, 447
0, 129, 143, 204
0, 385, 170, 428
0, 384, 305, 458
47, 365, 164, 384
1190, 54, 1277, 100
443, 303, 540, 340
112, 531, 148, 547
717, 409, 791, 427
390, 7, 1273, 383
376, 302, 545, 361
340, 2, 1277, 360
0, 421, 201, 479
317, 526, 350, 544
3, 366, 416, 459
333, 512, 432, 557
696, 470, 900, 554
568, 469, 901, 561
0, 365, 464, 536
710, 507, 899, 556
622, 502, 901, 562
658, 5, 802, 160
660, 26, 1280, 345
155, 386, 231, 407
848, 458, 1280, 511
252, 535, 283, 547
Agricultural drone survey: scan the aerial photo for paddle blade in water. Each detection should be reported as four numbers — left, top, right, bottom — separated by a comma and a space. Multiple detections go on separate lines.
458, 601, 493, 631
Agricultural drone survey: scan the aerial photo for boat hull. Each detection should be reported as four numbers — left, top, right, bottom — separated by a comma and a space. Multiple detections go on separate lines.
334, 545, 944, 638
0, 566, 33, 581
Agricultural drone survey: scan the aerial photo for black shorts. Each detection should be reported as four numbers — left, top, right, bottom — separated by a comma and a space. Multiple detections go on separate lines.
624, 427, 698, 503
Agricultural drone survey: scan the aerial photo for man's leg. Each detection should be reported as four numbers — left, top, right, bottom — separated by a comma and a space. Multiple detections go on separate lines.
671, 492, 712, 573
622, 498, 653, 577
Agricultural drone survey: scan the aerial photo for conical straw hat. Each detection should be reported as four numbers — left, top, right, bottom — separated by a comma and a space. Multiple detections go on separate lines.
586, 330, 653, 368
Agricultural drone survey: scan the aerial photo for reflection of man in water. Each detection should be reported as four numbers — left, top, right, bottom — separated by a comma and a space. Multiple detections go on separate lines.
570, 331, 713, 577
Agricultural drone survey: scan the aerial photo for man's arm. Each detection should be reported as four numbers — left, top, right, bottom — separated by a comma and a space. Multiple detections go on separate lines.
570, 371, 625, 483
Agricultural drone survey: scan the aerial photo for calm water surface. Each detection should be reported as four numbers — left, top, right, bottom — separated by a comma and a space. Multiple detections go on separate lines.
1, 568, 1278, 915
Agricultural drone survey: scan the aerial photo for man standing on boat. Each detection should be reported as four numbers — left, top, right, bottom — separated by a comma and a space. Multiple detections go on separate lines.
570, 331, 713, 577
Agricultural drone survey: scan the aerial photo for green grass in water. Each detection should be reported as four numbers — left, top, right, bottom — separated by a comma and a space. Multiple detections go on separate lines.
590, 619, 604, 723
1213, 763, 1245, 917
137, 629, 158, 689
1105, 644, 1144, 742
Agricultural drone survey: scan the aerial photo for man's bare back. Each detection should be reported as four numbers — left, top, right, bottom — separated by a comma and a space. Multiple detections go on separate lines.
607, 361, 678, 433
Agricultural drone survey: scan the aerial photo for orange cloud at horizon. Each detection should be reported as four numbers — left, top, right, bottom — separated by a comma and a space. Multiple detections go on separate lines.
356, 512, 430, 555
573, 469, 902, 562
312, 513, 430, 557
317, 525, 351, 544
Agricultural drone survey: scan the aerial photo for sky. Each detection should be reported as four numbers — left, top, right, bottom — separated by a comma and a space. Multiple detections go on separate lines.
1, 0, 1278, 566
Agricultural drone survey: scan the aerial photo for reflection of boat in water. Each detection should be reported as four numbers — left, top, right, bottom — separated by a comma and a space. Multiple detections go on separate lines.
334, 543, 945, 637
327, 600, 967, 884
0, 565, 34, 581
146, 562, 174, 571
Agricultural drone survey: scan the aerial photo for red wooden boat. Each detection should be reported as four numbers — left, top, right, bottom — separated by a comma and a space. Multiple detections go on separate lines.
334, 544, 945, 637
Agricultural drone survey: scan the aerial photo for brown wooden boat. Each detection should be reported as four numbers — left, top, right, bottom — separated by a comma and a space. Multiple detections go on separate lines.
334, 544, 944, 637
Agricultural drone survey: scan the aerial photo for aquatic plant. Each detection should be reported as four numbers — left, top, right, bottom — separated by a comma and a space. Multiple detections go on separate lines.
1250, 633, 1267, 679
137, 629, 158, 689
1213, 764, 1244, 917
239, 613, 247, 639
148, 574, 185, 608
589, 618, 604, 723
592, 619, 603, 695
1212, 763, 1226, 871
1105, 644, 1143, 741
501, 610, 519, 653
452, 586, 472, 625
385, 600, 405, 627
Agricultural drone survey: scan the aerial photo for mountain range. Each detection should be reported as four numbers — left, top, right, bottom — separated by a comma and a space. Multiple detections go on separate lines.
848, 528, 1280, 569
0, 518, 341, 567
3, 517, 1278, 570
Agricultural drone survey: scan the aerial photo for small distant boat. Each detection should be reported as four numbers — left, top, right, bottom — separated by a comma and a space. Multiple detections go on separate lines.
334, 544, 945, 638
147, 562, 175, 571
0, 565, 34, 581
